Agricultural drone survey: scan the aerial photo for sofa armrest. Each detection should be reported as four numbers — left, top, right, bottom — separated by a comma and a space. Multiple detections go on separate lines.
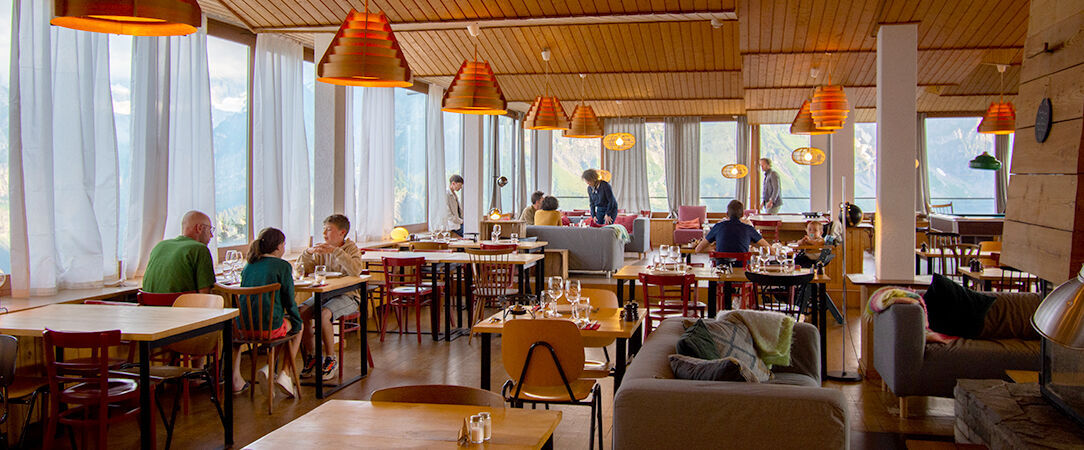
873, 303, 926, 396
625, 218, 650, 253
770, 321, 821, 383
614, 378, 849, 449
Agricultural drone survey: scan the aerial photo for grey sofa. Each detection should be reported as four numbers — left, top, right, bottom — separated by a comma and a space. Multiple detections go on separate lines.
624, 217, 650, 255
874, 291, 1041, 400
614, 318, 849, 450
526, 217, 648, 273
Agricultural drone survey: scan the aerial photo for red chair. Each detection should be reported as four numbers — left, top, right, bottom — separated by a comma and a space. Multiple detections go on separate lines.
751, 219, 782, 242
137, 290, 186, 307
380, 257, 437, 343
637, 273, 702, 334
710, 251, 754, 310
43, 329, 146, 450
480, 242, 518, 252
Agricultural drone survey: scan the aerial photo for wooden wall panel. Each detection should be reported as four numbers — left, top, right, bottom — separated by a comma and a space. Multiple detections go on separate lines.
1011, 118, 1084, 175
1004, 174, 1084, 231
1001, 220, 1084, 284
1016, 63, 1084, 129
1020, 9, 1084, 83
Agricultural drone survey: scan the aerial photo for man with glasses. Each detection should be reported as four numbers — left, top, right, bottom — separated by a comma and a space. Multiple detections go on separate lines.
143, 210, 217, 294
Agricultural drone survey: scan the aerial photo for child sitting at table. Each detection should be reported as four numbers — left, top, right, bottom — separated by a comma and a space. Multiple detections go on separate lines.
296, 214, 363, 381
793, 220, 826, 268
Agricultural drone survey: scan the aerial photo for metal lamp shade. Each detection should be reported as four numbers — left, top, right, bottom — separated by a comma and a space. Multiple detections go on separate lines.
564, 105, 604, 138
524, 96, 570, 130
968, 152, 1002, 170
51, 0, 201, 36
790, 100, 833, 135
317, 9, 412, 87
1034, 266, 1084, 349
977, 101, 1016, 135
811, 85, 850, 130
441, 60, 507, 115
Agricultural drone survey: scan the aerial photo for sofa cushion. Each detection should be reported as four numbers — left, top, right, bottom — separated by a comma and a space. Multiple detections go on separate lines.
923, 274, 995, 338
668, 354, 747, 382
766, 372, 819, 387
686, 318, 772, 382
676, 319, 721, 360
676, 219, 701, 229
979, 292, 1042, 340
613, 214, 637, 234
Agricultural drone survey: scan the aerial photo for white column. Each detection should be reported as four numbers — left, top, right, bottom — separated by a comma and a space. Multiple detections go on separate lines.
830, 119, 855, 219
462, 115, 484, 234
810, 134, 830, 212
312, 34, 349, 234
875, 24, 918, 279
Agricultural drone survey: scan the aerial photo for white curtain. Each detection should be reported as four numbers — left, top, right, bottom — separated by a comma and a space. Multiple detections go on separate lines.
9, 1, 120, 295
125, 21, 217, 278
664, 116, 701, 216
915, 113, 931, 214
735, 116, 751, 205
426, 84, 446, 230
352, 88, 395, 241
603, 117, 648, 213
531, 130, 552, 194
514, 115, 527, 211
995, 134, 1010, 214
252, 34, 311, 253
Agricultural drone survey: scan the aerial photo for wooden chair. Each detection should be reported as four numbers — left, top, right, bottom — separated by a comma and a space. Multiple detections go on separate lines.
637, 272, 702, 335
409, 241, 450, 252
578, 289, 618, 378
710, 251, 754, 309
466, 248, 518, 343
380, 257, 436, 343
0, 335, 48, 449
929, 202, 954, 214
500, 319, 603, 450
745, 272, 815, 319
480, 242, 519, 252
43, 329, 145, 450
994, 266, 1037, 293
137, 290, 186, 307
926, 232, 961, 274
943, 243, 980, 281
751, 219, 782, 242
220, 283, 301, 414
977, 241, 1002, 268
371, 384, 505, 408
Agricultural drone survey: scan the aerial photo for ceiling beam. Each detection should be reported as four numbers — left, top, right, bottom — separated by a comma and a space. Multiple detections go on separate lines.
253, 10, 737, 33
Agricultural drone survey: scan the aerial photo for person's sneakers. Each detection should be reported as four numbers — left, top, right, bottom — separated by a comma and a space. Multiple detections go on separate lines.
275, 371, 296, 398
321, 357, 338, 381
300, 355, 317, 379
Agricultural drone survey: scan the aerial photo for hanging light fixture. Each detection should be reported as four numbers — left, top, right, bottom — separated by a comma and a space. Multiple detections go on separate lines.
791, 147, 827, 165
603, 133, 635, 151
597, 169, 612, 182
317, 2, 412, 87
810, 54, 850, 130
525, 48, 570, 130
790, 100, 833, 135
968, 152, 1002, 170
442, 25, 507, 115
978, 64, 1016, 135
721, 164, 748, 179
50, 0, 202, 36
564, 74, 604, 138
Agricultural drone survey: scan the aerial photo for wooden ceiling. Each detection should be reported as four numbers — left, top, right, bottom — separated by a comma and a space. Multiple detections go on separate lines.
198, 0, 1029, 123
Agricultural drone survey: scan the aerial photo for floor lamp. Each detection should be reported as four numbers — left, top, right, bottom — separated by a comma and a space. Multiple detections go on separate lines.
827, 198, 862, 382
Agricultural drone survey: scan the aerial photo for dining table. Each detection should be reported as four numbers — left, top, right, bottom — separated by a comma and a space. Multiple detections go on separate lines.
293, 275, 371, 398
914, 247, 1000, 274
397, 239, 549, 253
957, 266, 1036, 291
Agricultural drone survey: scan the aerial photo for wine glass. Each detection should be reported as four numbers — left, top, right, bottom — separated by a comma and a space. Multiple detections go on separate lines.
547, 276, 564, 306
565, 280, 581, 300
510, 233, 519, 244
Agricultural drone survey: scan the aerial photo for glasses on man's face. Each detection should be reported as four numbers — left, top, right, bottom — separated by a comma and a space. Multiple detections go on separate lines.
203, 224, 215, 236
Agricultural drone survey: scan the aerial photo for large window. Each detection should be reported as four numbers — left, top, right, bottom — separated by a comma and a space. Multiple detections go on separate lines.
645, 122, 667, 211
758, 124, 810, 213
925, 117, 996, 214
207, 36, 250, 246
699, 121, 738, 212
443, 112, 462, 182
854, 123, 877, 212
393, 88, 427, 225
0, 0, 10, 272
552, 135, 600, 210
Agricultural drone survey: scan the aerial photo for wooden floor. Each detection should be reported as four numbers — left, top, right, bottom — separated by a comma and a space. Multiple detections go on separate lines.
32, 251, 957, 450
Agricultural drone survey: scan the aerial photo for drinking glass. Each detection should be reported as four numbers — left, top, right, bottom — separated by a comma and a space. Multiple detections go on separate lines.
492, 224, 502, 242
659, 245, 671, 263
547, 276, 564, 304
651, 255, 661, 270
314, 264, 328, 285
510, 233, 519, 244
565, 280, 581, 300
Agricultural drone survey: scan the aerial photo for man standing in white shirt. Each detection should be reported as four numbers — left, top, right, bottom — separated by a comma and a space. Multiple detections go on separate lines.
440, 174, 465, 236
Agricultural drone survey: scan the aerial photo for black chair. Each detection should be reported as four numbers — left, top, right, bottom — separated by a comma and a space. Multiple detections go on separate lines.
993, 265, 1037, 293
745, 272, 816, 319
0, 334, 48, 449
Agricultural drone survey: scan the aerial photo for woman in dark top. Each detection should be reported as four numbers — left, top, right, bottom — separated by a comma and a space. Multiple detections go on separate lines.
583, 169, 618, 225
231, 227, 302, 396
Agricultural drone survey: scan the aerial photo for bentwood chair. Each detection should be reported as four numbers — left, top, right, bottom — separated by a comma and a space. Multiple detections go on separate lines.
929, 202, 954, 214
943, 243, 980, 281
751, 219, 782, 242
710, 252, 754, 309
500, 319, 604, 450
0, 335, 48, 449
638, 272, 701, 335
220, 283, 301, 414
43, 329, 146, 450
380, 257, 436, 343
466, 248, 518, 343
745, 272, 815, 320
371, 384, 505, 408
410, 241, 450, 252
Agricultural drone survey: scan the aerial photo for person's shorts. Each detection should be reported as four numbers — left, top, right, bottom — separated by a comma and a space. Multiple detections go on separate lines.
239, 318, 291, 340
301, 294, 360, 320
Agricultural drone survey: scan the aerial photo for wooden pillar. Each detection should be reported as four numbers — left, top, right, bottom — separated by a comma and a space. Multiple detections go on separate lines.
462, 115, 484, 234
312, 34, 349, 233
1002, 0, 1084, 284
810, 134, 830, 212
875, 24, 918, 280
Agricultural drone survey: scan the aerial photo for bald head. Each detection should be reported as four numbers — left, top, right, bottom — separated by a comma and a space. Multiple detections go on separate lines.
181, 211, 213, 244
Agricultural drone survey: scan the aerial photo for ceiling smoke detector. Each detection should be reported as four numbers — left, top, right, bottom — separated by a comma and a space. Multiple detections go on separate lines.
541, 48, 551, 62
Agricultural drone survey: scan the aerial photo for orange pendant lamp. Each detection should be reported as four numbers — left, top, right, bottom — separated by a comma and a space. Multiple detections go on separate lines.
597, 169, 612, 182
791, 147, 827, 166
442, 26, 506, 115
977, 64, 1016, 135
564, 74, 603, 138
525, 48, 570, 130
810, 85, 850, 130
50, 0, 201, 36
721, 164, 748, 179
604, 132, 635, 151
790, 100, 833, 135
317, 4, 412, 87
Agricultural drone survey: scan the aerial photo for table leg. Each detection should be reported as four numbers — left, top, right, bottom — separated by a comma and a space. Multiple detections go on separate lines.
444, 263, 452, 341
535, 260, 544, 297
983, 279, 992, 291
630, 322, 643, 355
723, 281, 734, 311
466, 268, 475, 329
628, 279, 636, 304
616, 280, 625, 305
457, 265, 465, 328
615, 338, 627, 390
817, 283, 827, 382
481, 333, 492, 390
707, 280, 718, 317
222, 324, 234, 445
518, 266, 527, 297
430, 264, 441, 341
139, 342, 152, 450
542, 435, 554, 450
360, 283, 368, 378
314, 292, 325, 399
927, 256, 933, 275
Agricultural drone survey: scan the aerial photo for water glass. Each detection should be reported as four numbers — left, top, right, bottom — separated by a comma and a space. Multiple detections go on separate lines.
314, 264, 327, 285
492, 224, 502, 242
510, 233, 519, 244
547, 276, 564, 304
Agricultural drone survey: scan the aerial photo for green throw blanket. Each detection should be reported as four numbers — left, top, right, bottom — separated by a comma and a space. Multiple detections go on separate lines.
722, 310, 795, 367
603, 224, 631, 244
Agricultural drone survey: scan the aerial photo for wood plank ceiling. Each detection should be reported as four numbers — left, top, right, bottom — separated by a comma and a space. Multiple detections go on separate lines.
198, 0, 1028, 123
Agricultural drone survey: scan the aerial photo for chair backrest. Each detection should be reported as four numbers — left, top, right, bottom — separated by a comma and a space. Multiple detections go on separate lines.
410, 241, 449, 252
466, 249, 516, 298
580, 288, 618, 309
926, 231, 960, 249
502, 319, 585, 397
977, 240, 1002, 267
637, 272, 697, 318
0, 335, 17, 389
43, 329, 121, 403
995, 266, 1037, 293
677, 205, 708, 224
166, 294, 225, 356
744, 272, 815, 318
751, 220, 782, 241
370, 384, 505, 408
480, 242, 518, 251
138, 290, 186, 307
942, 243, 980, 276
930, 202, 954, 214
710, 251, 752, 268
382, 256, 427, 292
219, 283, 282, 336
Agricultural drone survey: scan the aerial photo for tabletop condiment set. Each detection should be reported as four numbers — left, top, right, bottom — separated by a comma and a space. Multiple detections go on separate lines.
458, 412, 492, 446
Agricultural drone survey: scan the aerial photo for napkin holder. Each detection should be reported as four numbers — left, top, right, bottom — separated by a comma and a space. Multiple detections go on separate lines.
457, 417, 470, 446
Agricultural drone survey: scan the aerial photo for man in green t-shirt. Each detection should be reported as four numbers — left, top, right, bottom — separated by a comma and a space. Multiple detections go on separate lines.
142, 211, 217, 294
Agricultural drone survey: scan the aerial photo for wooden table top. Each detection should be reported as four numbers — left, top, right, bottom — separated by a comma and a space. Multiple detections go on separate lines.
957, 267, 1033, 281
846, 273, 934, 286
614, 264, 829, 284
0, 282, 140, 314
293, 275, 371, 294
472, 307, 645, 339
680, 243, 826, 253
361, 251, 545, 266
915, 248, 999, 258
355, 238, 408, 249
246, 400, 561, 449
0, 304, 238, 341
397, 240, 548, 250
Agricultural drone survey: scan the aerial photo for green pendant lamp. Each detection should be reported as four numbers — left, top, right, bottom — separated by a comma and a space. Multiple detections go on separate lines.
968, 152, 1002, 170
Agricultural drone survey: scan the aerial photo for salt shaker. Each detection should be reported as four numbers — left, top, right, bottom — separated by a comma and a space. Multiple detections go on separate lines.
478, 412, 492, 441
469, 415, 485, 444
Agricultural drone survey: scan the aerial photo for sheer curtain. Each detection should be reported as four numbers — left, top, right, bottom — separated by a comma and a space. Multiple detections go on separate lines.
735, 116, 751, 205
664, 117, 701, 216
352, 88, 395, 241
9, 1, 120, 295
915, 113, 931, 214
531, 130, 552, 193
252, 34, 311, 253
514, 115, 527, 211
426, 84, 446, 230
125, 20, 216, 278
603, 117, 648, 213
